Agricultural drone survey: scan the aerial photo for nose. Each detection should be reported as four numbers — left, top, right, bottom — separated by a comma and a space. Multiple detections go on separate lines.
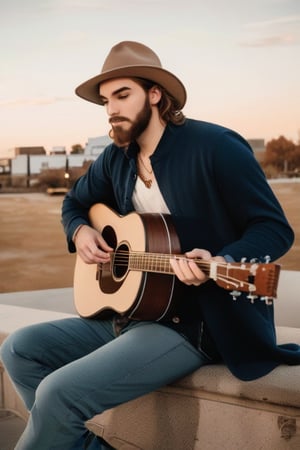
105, 99, 119, 117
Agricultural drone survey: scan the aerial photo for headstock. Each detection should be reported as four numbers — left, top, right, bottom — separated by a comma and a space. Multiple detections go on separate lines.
213, 259, 281, 304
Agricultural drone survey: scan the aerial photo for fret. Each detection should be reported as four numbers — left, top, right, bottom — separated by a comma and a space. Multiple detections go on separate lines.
128, 252, 173, 274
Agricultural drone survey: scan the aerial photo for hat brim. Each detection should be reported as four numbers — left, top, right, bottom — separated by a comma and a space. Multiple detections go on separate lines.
75, 66, 187, 109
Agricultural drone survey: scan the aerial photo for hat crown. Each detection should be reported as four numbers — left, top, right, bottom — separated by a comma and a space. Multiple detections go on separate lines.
102, 41, 162, 73
75, 41, 186, 108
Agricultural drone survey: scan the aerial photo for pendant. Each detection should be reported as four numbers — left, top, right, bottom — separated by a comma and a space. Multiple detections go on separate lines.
138, 173, 152, 188
144, 179, 152, 189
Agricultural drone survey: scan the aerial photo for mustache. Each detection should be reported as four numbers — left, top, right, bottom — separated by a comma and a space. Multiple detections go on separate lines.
109, 116, 130, 124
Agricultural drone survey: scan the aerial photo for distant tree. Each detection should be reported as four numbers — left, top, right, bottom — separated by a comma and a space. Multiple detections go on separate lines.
70, 144, 84, 154
264, 136, 296, 173
290, 143, 300, 172
261, 164, 279, 179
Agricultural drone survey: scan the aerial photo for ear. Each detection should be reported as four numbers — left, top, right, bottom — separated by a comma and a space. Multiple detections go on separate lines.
148, 85, 162, 105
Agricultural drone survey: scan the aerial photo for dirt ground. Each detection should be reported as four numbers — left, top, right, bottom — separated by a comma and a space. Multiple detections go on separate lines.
0, 182, 299, 293
0, 193, 76, 293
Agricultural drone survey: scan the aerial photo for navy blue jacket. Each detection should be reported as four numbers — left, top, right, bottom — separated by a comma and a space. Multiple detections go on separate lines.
62, 119, 300, 380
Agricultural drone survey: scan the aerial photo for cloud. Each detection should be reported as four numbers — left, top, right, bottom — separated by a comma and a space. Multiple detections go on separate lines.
240, 13, 300, 47
0, 96, 75, 108
245, 14, 300, 29
240, 34, 298, 47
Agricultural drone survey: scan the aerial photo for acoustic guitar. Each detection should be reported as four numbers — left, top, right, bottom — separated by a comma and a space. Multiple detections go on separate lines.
74, 204, 281, 320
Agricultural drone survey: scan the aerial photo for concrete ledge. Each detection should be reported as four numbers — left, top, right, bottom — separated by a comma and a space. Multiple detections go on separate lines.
173, 332, 300, 410
1, 271, 300, 449
86, 324, 300, 450
0, 304, 76, 336
274, 271, 300, 327
0, 304, 76, 422
86, 270, 300, 449
0, 287, 75, 314
87, 389, 300, 450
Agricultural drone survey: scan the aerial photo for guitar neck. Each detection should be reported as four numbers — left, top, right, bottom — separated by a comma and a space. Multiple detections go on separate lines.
128, 251, 187, 275
116, 250, 238, 282
113, 250, 280, 298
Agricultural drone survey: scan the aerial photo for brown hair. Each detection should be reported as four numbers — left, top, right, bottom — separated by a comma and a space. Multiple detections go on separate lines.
133, 78, 186, 125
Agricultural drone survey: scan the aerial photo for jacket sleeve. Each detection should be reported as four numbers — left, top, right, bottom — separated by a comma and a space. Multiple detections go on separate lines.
213, 131, 294, 262
61, 147, 117, 252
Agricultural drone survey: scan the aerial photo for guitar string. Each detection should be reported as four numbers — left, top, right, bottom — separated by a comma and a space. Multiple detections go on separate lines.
103, 260, 258, 291
111, 259, 254, 288
112, 251, 275, 271
112, 254, 215, 269
110, 250, 244, 268
111, 256, 255, 271
105, 251, 276, 293
111, 250, 224, 263
108, 252, 257, 282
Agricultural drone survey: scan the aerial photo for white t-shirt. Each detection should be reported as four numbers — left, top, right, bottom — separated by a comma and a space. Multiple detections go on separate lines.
132, 176, 170, 214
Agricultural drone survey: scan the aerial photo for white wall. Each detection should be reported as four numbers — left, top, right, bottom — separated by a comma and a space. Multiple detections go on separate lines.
11, 154, 98, 176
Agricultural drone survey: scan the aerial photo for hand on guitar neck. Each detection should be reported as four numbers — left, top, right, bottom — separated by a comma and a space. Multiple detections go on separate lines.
170, 248, 226, 287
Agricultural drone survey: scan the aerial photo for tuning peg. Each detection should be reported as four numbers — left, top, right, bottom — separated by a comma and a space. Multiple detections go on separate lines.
250, 258, 258, 263
247, 294, 258, 303
264, 255, 271, 263
260, 296, 273, 305
230, 290, 242, 300
241, 257, 247, 263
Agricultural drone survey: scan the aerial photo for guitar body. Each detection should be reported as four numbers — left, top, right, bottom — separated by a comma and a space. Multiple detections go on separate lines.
74, 204, 182, 320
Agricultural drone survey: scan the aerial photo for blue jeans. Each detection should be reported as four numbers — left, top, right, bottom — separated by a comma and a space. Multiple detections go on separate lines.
0, 317, 210, 449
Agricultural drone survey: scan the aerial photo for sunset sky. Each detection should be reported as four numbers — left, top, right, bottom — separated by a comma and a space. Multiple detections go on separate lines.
1, 0, 300, 157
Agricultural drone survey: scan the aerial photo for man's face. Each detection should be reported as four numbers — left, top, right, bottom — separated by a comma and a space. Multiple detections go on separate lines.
99, 78, 152, 147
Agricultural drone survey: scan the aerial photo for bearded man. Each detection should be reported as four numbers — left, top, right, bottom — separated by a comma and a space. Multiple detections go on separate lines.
2, 41, 299, 450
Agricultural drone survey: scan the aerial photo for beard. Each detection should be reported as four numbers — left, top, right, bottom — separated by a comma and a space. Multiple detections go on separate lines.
110, 97, 152, 147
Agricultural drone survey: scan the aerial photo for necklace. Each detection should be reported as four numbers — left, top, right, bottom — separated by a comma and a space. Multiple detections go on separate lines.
137, 155, 153, 188
138, 155, 153, 174
139, 174, 152, 189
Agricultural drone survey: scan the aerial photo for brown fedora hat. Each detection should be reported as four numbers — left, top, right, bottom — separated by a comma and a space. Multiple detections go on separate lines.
75, 41, 187, 109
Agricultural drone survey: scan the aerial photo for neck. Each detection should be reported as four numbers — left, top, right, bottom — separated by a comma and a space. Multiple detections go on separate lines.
137, 112, 166, 157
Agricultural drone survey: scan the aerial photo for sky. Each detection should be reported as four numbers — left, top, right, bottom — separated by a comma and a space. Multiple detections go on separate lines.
1, 0, 300, 157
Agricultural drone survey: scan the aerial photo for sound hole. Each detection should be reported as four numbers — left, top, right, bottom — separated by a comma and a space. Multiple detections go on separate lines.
102, 225, 117, 248
113, 243, 129, 279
